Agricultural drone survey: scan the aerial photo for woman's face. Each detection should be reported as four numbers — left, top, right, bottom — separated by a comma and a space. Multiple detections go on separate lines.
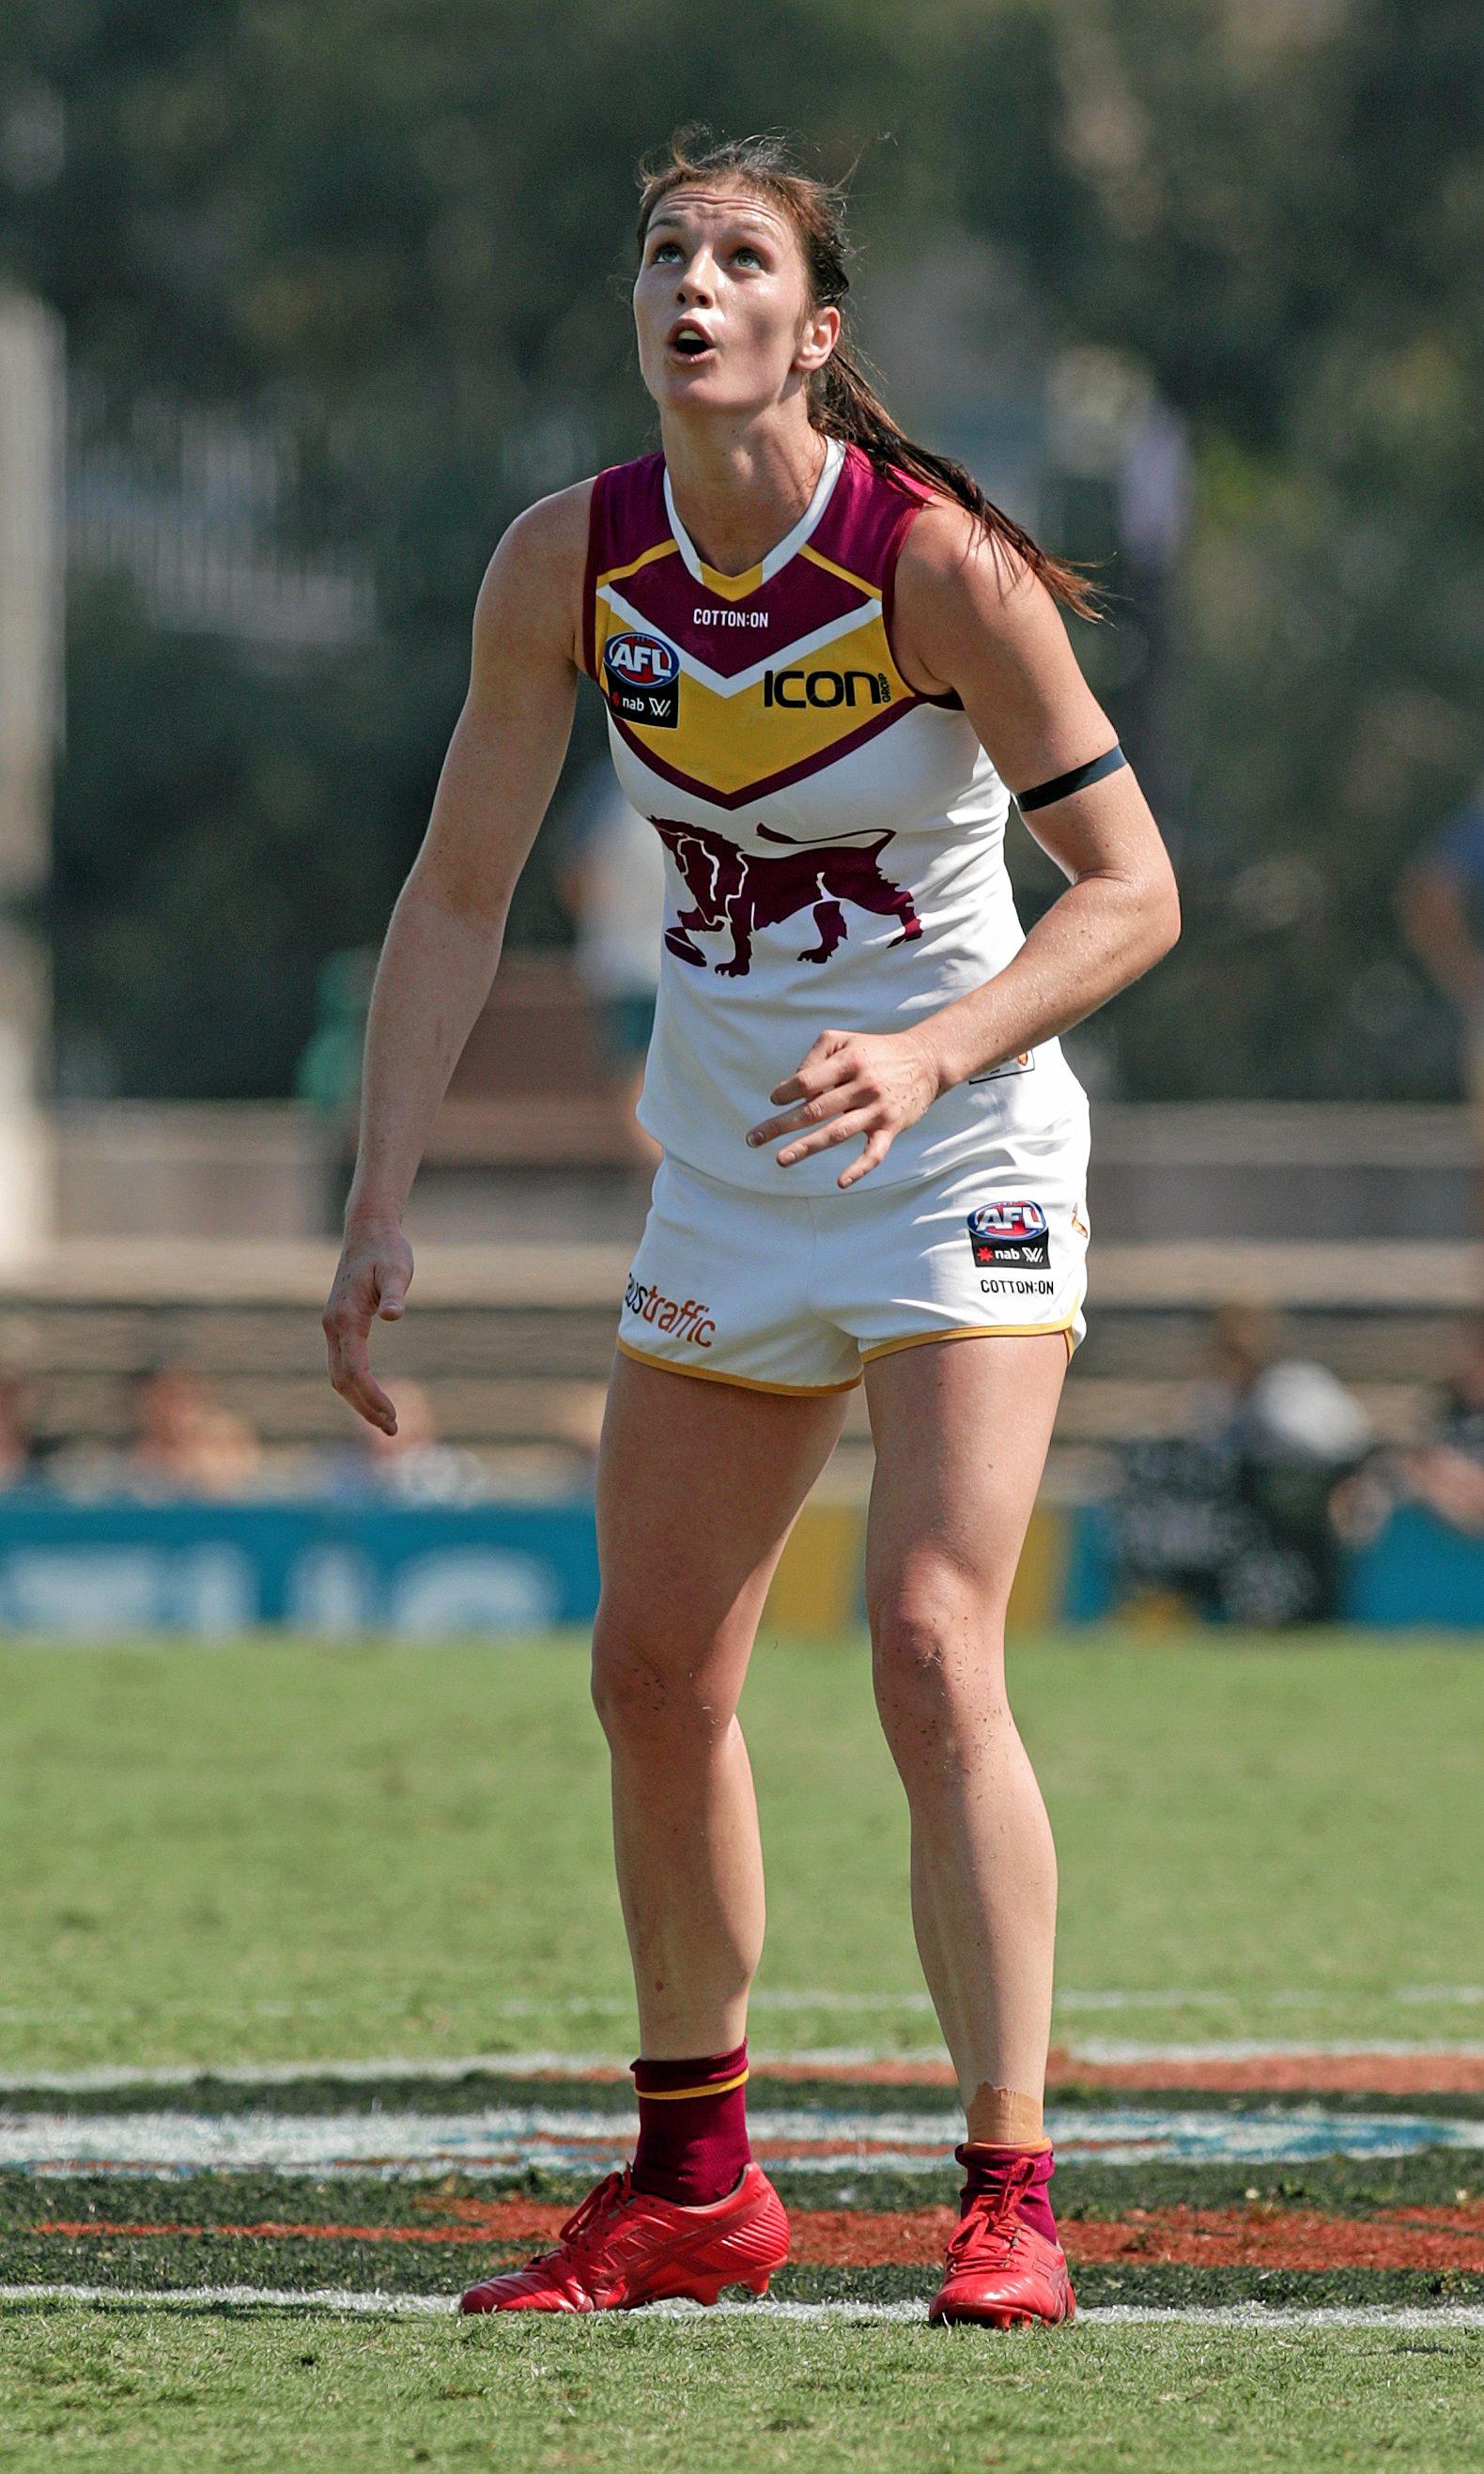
633, 181, 838, 419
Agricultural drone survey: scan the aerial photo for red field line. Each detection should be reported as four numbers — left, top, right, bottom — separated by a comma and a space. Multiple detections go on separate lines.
374, 2050, 1483, 2096
778, 2203, 1484, 2272
37, 2220, 499, 2247
748, 2051, 1484, 2096
38, 2199, 1484, 2272
1051, 2055, 1484, 2098
1061, 2204, 1484, 2273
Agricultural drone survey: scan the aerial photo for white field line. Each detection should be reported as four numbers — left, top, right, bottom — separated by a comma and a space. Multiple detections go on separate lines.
0, 2283, 455, 2317
4, 2039, 1484, 2097
4, 2105, 1482, 2172
2, 2286, 1483, 2332
674, 2301, 1484, 2330
1071, 2039, 1484, 2065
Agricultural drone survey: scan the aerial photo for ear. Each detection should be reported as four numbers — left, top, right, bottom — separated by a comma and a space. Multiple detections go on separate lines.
795, 302, 841, 375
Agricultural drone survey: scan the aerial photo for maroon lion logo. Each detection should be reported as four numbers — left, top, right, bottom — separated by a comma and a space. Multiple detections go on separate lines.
650, 818, 921, 977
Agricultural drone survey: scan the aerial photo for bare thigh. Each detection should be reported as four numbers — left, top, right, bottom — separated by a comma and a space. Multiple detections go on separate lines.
863, 1333, 1068, 1651
595, 1352, 847, 1699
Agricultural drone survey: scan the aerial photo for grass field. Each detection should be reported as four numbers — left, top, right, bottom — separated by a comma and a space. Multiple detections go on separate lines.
5, 2310, 1481, 2471
2, 1628, 1481, 2470
3, 1631, 1480, 2068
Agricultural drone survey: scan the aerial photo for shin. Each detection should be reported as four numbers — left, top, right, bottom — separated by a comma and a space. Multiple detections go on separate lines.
871, 1567, 1057, 2109
592, 1612, 764, 2056
863, 1332, 1067, 2121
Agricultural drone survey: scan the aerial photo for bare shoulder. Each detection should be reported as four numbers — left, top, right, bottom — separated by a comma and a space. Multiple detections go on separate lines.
473, 478, 596, 674
492, 477, 595, 582
897, 492, 1050, 634
893, 491, 1075, 698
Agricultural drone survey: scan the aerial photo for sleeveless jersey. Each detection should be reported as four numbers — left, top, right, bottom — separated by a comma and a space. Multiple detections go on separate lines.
581, 434, 1086, 1193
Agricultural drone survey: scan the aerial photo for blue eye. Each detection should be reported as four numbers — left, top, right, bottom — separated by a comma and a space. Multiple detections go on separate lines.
734, 246, 763, 267
651, 240, 682, 262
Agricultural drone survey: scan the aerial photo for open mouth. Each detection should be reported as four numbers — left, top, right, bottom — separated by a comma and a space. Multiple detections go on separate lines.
668, 323, 717, 362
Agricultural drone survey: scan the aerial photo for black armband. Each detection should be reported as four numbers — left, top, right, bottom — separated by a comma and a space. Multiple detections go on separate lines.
1015, 745, 1126, 812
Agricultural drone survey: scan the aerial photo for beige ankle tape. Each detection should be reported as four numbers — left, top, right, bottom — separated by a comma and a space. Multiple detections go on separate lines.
966, 2084, 1045, 2149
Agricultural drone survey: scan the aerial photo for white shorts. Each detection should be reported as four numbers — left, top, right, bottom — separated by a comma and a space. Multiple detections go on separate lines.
617, 1121, 1090, 1397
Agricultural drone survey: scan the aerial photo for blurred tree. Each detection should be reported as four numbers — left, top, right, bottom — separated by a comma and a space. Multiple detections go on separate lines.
0, 0, 1479, 1097
1094, 0, 1484, 1095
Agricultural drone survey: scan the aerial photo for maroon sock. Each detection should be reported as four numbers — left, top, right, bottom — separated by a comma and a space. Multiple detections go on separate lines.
956, 2141, 1059, 2245
630, 2041, 751, 2207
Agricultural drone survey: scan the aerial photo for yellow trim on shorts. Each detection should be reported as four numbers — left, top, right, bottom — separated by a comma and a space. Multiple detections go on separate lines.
859, 1320, 1075, 1366
616, 1338, 861, 1396
637, 2065, 750, 2102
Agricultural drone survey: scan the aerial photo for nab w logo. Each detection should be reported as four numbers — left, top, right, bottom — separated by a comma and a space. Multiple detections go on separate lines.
604, 630, 680, 727
967, 1200, 1051, 1270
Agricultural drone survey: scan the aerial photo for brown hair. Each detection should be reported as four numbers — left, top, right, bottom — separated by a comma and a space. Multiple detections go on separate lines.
635, 128, 1098, 619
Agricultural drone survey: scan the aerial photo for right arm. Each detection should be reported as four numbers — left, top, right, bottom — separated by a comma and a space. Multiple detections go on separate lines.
323, 481, 591, 1431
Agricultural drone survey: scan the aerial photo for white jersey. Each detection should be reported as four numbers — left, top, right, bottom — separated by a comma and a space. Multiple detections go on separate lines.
582, 432, 1087, 1193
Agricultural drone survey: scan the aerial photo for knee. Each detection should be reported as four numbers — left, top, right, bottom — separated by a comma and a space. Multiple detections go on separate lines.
590, 1607, 732, 1759
869, 1572, 1007, 1780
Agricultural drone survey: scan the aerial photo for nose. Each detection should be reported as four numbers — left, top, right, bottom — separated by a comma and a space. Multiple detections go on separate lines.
674, 251, 716, 305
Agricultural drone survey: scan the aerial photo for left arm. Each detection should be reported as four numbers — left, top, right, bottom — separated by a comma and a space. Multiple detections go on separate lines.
746, 503, 1181, 1185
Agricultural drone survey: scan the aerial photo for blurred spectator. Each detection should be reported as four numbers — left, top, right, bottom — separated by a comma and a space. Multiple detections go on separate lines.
1407, 1317, 1484, 1531
1110, 1303, 1372, 1624
1339, 1316, 1484, 1542
325, 1378, 487, 1502
0, 1378, 55, 1488
296, 948, 378, 1119
1194, 1304, 1374, 1468
1399, 772, 1484, 1229
558, 765, 665, 1171
124, 1364, 262, 1498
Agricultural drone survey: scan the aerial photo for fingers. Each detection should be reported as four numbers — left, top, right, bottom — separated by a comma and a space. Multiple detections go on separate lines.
746, 1032, 909, 1182
775, 1106, 874, 1167
766, 1032, 855, 1109
748, 1090, 849, 1150
750, 1056, 860, 1150
376, 1262, 410, 1322
837, 1126, 895, 1189
325, 1318, 400, 1435
323, 1255, 410, 1434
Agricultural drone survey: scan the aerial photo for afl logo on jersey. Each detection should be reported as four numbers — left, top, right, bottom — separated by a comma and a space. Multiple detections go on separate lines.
967, 1200, 1050, 1270
603, 631, 680, 728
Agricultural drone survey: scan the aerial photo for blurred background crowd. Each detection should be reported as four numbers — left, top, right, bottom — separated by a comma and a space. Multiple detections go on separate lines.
4, 1295, 1484, 1629
0, 0, 1481, 1631
0, 1362, 497, 1502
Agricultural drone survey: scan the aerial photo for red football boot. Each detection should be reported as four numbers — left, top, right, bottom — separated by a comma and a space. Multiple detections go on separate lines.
458, 2162, 789, 2314
929, 2152, 1076, 2329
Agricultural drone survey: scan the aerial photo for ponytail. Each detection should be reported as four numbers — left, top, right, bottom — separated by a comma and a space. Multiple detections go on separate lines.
813, 338, 1098, 619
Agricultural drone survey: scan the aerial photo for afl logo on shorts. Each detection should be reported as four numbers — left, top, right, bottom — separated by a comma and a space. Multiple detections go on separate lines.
967, 1200, 1050, 1270
604, 631, 680, 728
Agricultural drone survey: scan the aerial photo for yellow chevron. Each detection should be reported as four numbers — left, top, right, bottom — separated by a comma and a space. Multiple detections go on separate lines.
595, 540, 679, 592
692, 554, 767, 603
798, 543, 880, 595
595, 606, 913, 796
598, 580, 883, 684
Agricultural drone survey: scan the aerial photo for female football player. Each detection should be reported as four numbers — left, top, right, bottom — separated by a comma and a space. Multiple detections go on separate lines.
324, 129, 1179, 2326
